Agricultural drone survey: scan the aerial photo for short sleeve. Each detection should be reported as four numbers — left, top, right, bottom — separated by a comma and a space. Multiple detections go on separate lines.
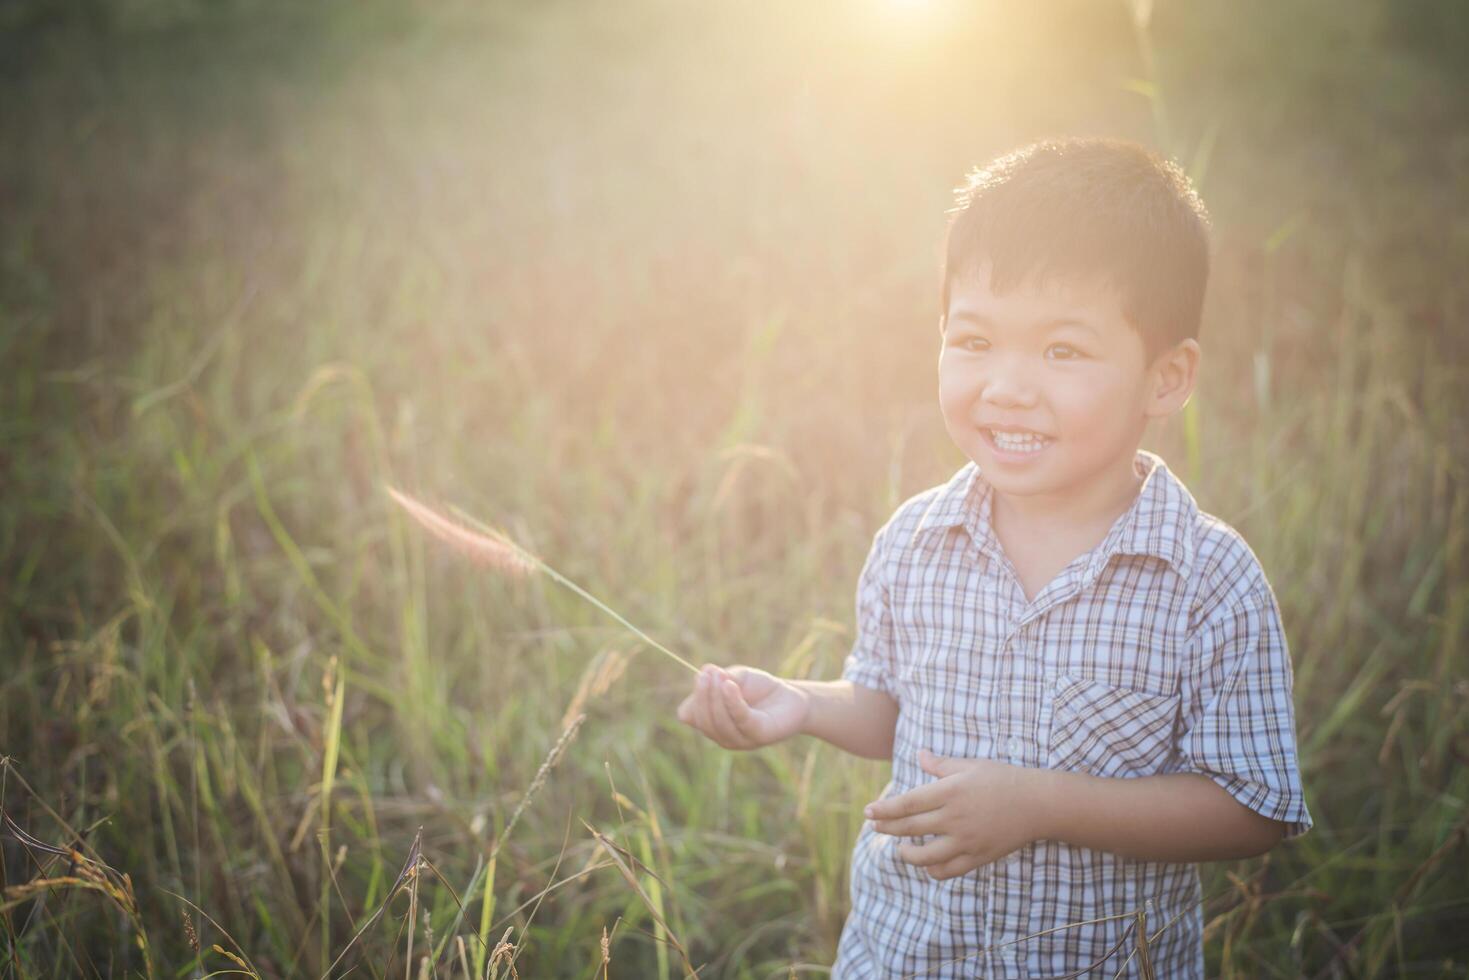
1177, 582, 1312, 839
840, 522, 897, 697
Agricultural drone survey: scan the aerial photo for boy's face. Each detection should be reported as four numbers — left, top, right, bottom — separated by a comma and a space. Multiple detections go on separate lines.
938, 266, 1194, 504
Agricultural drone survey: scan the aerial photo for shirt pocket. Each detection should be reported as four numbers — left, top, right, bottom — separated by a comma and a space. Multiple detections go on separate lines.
1045, 674, 1181, 779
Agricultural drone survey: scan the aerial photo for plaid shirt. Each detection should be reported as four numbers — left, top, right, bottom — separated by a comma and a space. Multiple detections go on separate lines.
835, 451, 1311, 979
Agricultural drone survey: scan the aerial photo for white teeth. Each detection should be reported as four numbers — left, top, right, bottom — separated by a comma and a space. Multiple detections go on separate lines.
990, 429, 1049, 454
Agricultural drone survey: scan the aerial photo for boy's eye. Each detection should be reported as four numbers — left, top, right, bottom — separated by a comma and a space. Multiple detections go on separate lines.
1046, 343, 1083, 360
957, 336, 989, 352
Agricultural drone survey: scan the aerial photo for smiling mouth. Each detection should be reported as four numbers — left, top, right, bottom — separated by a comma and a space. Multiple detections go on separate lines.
982, 427, 1054, 455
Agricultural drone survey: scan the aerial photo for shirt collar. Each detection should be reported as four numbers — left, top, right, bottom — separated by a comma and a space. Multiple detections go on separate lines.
910, 450, 1197, 578
1094, 451, 1197, 578
911, 462, 990, 550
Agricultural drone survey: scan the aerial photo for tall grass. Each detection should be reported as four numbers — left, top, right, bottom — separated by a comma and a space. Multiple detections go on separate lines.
2, 0, 1467, 976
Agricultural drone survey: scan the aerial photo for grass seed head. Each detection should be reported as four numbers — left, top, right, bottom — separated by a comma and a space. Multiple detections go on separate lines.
385, 486, 536, 577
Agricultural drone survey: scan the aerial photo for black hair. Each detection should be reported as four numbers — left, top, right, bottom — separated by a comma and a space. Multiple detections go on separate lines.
943, 138, 1211, 357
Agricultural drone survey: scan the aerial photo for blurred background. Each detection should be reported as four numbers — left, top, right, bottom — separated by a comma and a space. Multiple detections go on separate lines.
2, 0, 1467, 975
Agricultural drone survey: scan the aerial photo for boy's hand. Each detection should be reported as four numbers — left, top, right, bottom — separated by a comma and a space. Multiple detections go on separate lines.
676, 665, 809, 750
866, 749, 1049, 880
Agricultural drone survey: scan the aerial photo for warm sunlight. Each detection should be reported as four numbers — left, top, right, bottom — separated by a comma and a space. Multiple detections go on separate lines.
5, 0, 1463, 975
864, 0, 958, 39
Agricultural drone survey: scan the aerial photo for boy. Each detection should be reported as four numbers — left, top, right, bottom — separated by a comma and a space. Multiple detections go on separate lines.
676, 138, 1310, 978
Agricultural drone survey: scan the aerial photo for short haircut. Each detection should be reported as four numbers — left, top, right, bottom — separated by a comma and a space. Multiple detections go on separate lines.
942, 138, 1211, 357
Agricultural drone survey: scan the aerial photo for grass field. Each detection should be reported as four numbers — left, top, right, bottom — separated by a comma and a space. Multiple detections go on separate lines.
2, 0, 1468, 976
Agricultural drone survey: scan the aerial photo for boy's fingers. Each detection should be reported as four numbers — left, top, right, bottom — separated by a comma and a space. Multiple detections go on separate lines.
677, 692, 706, 729
926, 854, 977, 881
726, 665, 765, 699
676, 674, 708, 725
704, 669, 748, 747
898, 836, 962, 868
865, 784, 943, 821
688, 673, 720, 741
871, 810, 943, 838
721, 679, 762, 740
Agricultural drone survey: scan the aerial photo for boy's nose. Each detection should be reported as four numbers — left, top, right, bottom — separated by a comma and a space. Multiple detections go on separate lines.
978, 369, 1039, 410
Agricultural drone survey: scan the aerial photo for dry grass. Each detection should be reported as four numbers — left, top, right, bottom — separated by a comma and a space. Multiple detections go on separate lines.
2, 0, 1468, 976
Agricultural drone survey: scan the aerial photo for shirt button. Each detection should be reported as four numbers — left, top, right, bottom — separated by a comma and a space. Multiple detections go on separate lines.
1007, 736, 1021, 760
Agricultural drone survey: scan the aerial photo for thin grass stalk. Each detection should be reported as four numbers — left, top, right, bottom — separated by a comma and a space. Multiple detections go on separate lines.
472, 857, 495, 980
1135, 902, 1154, 980
161, 889, 262, 979
638, 829, 670, 980
320, 658, 346, 973
384, 486, 699, 675
250, 454, 383, 670
319, 828, 423, 980
1, 762, 157, 977
428, 854, 482, 966
583, 823, 696, 978
405, 855, 418, 980
423, 716, 586, 975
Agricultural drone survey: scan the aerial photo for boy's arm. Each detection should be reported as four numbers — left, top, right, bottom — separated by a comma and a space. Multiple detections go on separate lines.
865, 752, 1285, 879
792, 678, 899, 761
1037, 768, 1284, 861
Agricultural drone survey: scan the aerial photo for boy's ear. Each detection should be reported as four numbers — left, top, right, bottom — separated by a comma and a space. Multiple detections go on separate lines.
1145, 338, 1200, 419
